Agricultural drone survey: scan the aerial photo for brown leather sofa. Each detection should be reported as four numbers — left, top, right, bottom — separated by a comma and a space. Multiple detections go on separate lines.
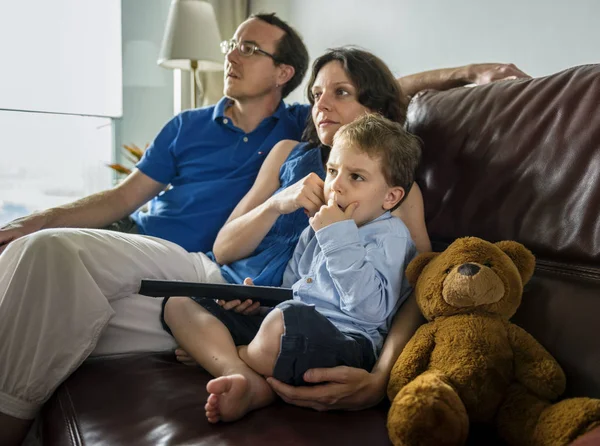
41, 64, 600, 445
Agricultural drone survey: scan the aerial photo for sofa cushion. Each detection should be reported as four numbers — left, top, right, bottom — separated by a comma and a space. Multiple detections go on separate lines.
42, 353, 392, 445
42, 353, 510, 445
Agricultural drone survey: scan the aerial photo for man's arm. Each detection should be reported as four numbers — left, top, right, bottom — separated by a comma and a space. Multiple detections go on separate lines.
397, 63, 530, 97
0, 169, 165, 253
267, 293, 426, 411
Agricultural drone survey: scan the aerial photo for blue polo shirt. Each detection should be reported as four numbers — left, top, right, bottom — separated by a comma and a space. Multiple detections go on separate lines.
131, 97, 310, 253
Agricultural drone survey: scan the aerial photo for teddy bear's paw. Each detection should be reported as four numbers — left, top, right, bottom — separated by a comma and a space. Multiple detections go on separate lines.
387, 372, 469, 446
533, 397, 600, 446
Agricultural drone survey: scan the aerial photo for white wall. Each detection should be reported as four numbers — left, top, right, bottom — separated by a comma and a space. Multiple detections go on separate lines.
251, 0, 600, 104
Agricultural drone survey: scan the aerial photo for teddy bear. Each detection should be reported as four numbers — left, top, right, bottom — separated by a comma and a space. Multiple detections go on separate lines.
387, 237, 600, 446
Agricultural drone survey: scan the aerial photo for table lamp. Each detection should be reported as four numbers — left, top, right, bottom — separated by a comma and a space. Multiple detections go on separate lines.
158, 0, 223, 109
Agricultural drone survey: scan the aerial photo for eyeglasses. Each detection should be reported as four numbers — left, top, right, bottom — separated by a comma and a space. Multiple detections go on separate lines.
220, 39, 281, 63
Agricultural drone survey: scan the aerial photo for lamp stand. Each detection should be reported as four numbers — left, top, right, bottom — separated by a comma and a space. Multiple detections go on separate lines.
190, 60, 198, 109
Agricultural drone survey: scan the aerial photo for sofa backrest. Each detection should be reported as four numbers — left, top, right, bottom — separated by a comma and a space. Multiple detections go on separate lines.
406, 64, 600, 398
407, 64, 600, 268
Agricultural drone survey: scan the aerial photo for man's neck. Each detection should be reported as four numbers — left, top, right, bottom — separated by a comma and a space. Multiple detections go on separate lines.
225, 95, 282, 134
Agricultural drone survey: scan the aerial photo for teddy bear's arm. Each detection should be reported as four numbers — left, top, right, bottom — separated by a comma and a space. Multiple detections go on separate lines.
507, 323, 566, 401
386, 322, 437, 400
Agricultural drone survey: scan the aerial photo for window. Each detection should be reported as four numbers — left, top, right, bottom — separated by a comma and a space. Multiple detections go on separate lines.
0, 0, 122, 226
0, 112, 114, 226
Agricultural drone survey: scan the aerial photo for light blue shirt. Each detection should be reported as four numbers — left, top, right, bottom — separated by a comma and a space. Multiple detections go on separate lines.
282, 212, 417, 355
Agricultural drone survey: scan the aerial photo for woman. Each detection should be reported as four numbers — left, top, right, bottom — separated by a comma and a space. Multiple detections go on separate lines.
210, 47, 430, 284
176, 47, 430, 411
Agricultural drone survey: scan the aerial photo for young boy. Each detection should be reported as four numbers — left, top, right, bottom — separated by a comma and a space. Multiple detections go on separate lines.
162, 113, 422, 423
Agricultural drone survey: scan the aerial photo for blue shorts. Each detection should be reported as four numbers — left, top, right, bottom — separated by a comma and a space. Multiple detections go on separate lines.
161, 297, 376, 386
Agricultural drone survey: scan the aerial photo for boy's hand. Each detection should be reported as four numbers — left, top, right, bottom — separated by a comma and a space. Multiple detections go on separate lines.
216, 277, 260, 315
309, 196, 358, 232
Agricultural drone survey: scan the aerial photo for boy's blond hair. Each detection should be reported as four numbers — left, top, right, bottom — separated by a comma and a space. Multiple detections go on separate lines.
333, 114, 422, 211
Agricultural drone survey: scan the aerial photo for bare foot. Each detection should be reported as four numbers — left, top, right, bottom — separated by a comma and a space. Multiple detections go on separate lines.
205, 373, 275, 423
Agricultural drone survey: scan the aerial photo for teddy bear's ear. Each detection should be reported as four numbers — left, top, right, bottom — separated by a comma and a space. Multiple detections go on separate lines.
495, 241, 536, 285
406, 252, 439, 286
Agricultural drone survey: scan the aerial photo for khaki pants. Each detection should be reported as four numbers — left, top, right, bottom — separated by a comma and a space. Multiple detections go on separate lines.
0, 228, 225, 419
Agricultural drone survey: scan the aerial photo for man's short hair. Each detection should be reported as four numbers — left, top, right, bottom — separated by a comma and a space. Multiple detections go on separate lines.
333, 114, 422, 211
251, 13, 309, 99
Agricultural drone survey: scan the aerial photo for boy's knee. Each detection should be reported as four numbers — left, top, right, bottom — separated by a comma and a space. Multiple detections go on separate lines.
260, 308, 285, 339
244, 309, 284, 376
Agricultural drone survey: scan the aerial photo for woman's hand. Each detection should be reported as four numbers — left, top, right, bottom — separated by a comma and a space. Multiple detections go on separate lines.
268, 173, 325, 217
267, 366, 387, 411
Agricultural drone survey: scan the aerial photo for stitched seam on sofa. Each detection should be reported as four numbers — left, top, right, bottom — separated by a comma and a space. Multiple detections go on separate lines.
536, 259, 600, 275
534, 264, 600, 284
58, 384, 83, 446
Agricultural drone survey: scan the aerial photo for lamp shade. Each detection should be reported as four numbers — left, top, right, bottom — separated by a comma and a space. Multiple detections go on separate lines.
158, 0, 223, 72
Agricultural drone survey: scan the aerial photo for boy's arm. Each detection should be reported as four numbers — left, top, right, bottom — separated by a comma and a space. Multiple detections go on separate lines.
315, 219, 411, 322
281, 225, 313, 288
397, 63, 529, 97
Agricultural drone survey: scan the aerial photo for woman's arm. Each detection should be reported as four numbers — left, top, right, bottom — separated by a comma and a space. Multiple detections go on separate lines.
212, 140, 297, 264
267, 293, 426, 411
212, 140, 325, 265
397, 62, 529, 97
392, 183, 431, 253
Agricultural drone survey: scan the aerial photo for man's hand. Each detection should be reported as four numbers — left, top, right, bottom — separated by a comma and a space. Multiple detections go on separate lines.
0, 216, 45, 254
309, 197, 358, 232
269, 173, 325, 217
267, 366, 387, 411
468, 63, 530, 85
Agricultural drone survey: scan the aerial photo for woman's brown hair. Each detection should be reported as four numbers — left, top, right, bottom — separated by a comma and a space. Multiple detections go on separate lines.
302, 47, 407, 147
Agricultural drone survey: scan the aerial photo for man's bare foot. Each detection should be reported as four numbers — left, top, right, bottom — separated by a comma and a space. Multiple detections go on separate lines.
205, 373, 275, 423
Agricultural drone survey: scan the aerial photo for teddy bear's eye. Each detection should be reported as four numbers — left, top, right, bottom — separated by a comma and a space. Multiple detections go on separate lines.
444, 267, 452, 274
484, 261, 493, 268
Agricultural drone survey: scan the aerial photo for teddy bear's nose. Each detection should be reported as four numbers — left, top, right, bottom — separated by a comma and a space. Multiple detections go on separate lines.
458, 263, 480, 276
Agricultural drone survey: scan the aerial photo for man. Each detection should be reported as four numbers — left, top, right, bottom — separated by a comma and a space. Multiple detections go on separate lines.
0, 13, 310, 446
0, 11, 528, 445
